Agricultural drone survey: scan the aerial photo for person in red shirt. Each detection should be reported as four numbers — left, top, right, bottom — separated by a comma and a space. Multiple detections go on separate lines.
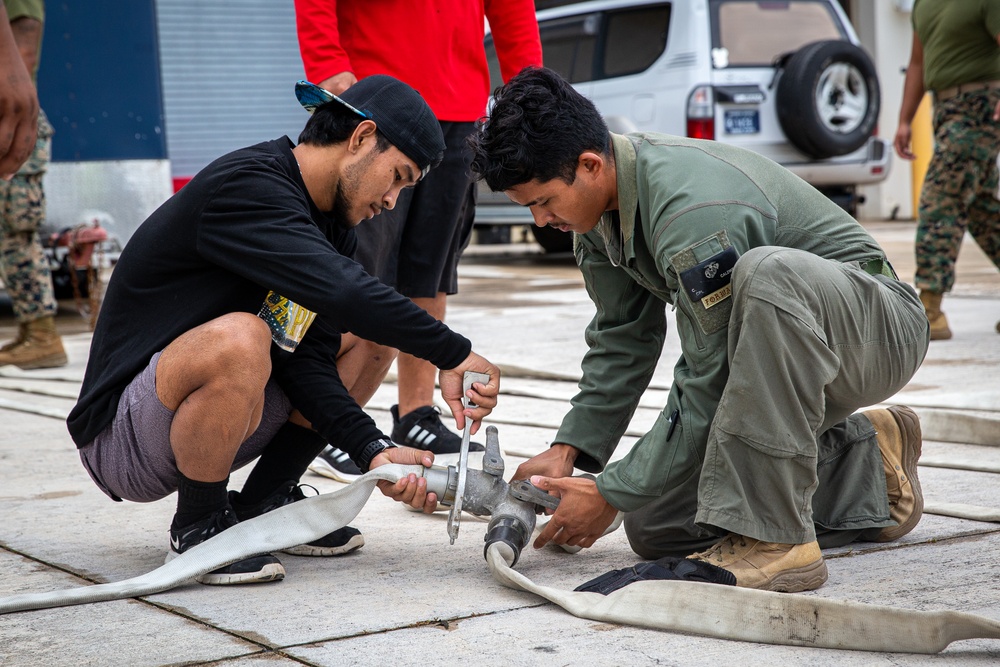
295, 0, 541, 480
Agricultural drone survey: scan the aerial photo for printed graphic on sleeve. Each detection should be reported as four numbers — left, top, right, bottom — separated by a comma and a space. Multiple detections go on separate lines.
258, 291, 317, 352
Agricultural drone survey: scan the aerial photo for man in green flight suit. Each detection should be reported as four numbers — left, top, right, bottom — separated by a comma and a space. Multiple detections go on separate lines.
470, 67, 930, 593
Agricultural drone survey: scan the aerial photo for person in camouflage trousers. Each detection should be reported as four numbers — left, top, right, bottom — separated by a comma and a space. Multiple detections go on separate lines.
916, 90, 1000, 298
894, 0, 1000, 340
0, 0, 66, 369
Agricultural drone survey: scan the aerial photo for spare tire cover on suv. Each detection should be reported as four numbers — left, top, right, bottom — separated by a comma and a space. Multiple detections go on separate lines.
775, 40, 880, 160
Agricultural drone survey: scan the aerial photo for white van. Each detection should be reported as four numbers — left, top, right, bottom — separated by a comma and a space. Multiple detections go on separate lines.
479, 0, 891, 252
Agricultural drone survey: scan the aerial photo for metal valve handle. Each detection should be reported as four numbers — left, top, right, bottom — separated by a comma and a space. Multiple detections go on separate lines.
447, 371, 491, 544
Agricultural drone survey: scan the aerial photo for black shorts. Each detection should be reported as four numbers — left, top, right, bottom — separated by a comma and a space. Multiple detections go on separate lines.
353, 121, 476, 298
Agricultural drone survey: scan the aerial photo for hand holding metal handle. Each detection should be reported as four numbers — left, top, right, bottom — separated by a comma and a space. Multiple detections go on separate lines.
447, 370, 491, 545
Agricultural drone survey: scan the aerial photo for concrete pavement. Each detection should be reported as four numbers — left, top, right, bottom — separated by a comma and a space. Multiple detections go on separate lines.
1, 221, 999, 666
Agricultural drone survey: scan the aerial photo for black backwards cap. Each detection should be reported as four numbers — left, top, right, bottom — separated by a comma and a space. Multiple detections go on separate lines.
296, 75, 445, 178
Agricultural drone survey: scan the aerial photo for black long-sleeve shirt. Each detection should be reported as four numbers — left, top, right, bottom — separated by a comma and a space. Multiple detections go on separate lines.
67, 137, 471, 459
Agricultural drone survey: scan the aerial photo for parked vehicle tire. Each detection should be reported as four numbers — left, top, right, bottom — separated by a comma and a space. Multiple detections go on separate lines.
776, 40, 880, 159
530, 224, 574, 254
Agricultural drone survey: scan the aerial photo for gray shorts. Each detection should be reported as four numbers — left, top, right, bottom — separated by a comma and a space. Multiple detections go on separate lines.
79, 351, 293, 503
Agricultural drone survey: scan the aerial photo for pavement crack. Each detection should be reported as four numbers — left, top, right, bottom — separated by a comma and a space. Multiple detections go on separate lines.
274, 601, 551, 651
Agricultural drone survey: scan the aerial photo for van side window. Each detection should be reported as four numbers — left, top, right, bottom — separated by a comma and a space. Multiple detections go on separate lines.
485, 5, 670, 89
602, 5, 671, 79
539, 14, 600, 83
484, 14, 597, 89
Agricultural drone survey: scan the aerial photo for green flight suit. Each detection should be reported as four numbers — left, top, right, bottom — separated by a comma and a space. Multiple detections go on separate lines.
555, 133, 929, 557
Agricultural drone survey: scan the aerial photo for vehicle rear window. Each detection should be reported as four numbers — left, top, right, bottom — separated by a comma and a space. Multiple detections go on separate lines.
711, 0, 844, 67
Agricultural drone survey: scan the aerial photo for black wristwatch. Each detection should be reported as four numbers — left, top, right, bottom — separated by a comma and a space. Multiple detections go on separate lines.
357, 438, 395, 472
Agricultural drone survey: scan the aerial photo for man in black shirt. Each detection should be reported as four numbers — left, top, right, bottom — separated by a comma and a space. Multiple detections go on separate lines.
67, 75, 500, 585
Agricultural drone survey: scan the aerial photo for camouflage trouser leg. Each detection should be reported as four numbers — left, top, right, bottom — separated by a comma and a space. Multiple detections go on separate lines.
0, 110, 56, 323
0, 172, 56, 322
915, 89, 1000, 293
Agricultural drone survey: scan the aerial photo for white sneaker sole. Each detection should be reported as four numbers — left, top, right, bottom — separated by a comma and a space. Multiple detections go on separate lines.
166, 548, 287, 585
197, 563, 286, 585
308, 459, 362, 484
282, 533, 365, 557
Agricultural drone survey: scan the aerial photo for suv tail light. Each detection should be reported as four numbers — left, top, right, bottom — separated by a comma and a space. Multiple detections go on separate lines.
686, 85, 715, 140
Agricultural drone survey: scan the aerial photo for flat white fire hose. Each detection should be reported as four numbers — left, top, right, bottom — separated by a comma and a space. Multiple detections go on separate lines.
0, 465, 414, 614
3, 465, 1000, 654
924, 501, 1000, 522
486, 544, 1000, 653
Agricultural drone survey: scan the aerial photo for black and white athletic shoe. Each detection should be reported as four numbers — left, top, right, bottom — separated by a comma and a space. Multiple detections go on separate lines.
230, 482, 365, 557
308, 445, 363, 483
166, 506, 285, 585
390, 405, 484, 455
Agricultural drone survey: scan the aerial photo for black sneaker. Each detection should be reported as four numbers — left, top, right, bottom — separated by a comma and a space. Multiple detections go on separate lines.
308, 444, 363, 483
390, 405, 484, 455
229, 482, 364, 557
166, 506, 285, 586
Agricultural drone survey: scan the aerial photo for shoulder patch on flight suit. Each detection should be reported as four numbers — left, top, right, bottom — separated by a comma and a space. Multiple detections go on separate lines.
670, 231, 739, 336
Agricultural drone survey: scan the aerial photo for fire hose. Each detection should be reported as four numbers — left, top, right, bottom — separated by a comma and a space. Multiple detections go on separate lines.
1, 429, 1000, 653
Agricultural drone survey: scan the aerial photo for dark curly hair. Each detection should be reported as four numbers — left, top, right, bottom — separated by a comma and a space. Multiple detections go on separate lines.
469, 66, 609, 192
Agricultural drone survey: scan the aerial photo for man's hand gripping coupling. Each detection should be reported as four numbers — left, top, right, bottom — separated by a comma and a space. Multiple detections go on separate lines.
529, 475, 619, 550
438, 351, 500, 436
373, 351, 500, 514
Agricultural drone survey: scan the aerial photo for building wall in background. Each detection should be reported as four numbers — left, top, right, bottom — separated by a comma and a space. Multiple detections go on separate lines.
852, 0, 924, 221
36, 0, 310, 244
156, 0, 307, 188
33, 0, 924, 246
37, 0, 172, 242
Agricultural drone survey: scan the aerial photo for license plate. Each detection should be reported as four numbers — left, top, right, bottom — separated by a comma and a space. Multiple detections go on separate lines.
724, 109, 759, 135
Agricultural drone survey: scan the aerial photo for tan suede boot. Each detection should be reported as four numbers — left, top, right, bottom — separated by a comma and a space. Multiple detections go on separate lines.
0, 322, 28, 352
919, 290, 952, 340
0, 316, 68, 369
688, 534, 828, 592
863, 406, 923, 542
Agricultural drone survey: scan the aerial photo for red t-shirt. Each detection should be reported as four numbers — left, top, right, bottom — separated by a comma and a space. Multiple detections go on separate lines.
295, 0, 542, 122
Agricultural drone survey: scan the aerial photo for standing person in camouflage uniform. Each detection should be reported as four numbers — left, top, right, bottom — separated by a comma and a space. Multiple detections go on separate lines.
894, 0, 1000, 340
0, 0, 66, 368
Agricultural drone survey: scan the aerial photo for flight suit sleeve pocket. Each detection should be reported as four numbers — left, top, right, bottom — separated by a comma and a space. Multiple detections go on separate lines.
669, 231, 739, 336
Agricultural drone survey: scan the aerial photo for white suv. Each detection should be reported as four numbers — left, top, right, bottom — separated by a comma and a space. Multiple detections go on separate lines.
479, 0, 891, 252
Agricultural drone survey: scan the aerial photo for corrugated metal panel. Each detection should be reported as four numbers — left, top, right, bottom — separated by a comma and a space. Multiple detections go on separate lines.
157, 0, 308, 178
45, 161, 174, 243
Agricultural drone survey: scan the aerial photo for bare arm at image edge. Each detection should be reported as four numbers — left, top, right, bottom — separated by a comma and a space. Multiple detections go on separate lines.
294, 0, 356, 93
995, 33, 1000, 121
894, 31, 926, 161
0, 4, 38, 178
